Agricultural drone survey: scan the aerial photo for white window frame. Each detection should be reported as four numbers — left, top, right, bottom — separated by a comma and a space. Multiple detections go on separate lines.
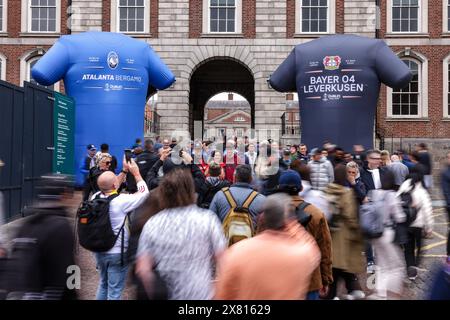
386, 0, 428, 34
443, 0, 450, 34
111, 0, 150, 34
386, 51, 428, 119
21, 0, 61, 34
234, 116, 245, 122
0, 0, 7, 33
296, 0, 335, 35
0, 53, 6, 80
20, 51, 60, 91
203, 0, 242, 34
443, 54, 450, 118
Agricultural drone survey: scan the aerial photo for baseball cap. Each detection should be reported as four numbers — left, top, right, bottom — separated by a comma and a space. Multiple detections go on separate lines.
309, 147, 321, 156
279, 169, 302, 190
87, 144, 96, 151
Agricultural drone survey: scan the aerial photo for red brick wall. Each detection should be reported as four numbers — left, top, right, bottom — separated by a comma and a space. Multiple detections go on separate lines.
7, 0, 21, 37
242, 0, 256, 38
336, 0, 344, 34
61, 0, 69, 35
102, 0, 111, 31
151, 0, 159, 37
1, 45, 51, 86
286, 0, 295, 38
190, 0, 255, 38
189, 0, 202, 38
377, 46, 450, 139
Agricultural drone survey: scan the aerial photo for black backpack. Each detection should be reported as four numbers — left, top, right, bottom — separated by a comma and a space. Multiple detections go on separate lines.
399, 191, 418, 226
76, 194, 126, 252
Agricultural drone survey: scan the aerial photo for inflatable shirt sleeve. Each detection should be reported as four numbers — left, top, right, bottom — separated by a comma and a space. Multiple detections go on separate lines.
31, 40, 70, 86
146, 45, 175, 90
375, 40, 412, 89
268, 49, 297, 92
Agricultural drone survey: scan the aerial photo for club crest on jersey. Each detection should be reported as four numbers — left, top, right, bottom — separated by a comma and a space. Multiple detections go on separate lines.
107, 51, 119, 70
323, 56, 341, 71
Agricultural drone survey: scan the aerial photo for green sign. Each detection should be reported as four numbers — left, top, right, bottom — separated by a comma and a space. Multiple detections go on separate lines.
53, 92, 75, 175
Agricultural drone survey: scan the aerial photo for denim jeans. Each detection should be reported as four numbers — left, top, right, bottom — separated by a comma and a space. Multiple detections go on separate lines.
95, 252, 129, 300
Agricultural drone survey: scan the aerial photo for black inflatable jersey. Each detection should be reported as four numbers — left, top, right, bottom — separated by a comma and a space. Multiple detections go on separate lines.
269, 34, 412, 151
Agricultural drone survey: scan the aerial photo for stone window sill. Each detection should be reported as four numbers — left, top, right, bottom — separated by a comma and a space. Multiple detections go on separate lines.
384, 32, 430, 38
20, 32, 61, 37
200, 33, 244, 38
293, 33, 331, 38
385, 118, 429, 122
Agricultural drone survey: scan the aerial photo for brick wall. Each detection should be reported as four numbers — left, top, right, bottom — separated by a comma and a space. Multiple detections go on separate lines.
286, 0, 295, 38
378, 45, 450, 139
102, 0, 111, 31
189, 0, 202, 38
151, 0, 159, 37
242, 0, 256, 38
1, 45, 51, 86
7, 0, 21, 37
336, 0, 344, 33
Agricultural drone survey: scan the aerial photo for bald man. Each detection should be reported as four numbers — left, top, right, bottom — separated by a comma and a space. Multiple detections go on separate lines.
91, 157, 149, 300
388, 155, 409, 191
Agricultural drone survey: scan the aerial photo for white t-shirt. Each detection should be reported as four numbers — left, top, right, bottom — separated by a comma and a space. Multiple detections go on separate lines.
369, 168, 382, 190
92, 180, 149, 254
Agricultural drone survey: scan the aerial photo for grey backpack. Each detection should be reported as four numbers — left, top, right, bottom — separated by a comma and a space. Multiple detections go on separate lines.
359, 192, 386, 239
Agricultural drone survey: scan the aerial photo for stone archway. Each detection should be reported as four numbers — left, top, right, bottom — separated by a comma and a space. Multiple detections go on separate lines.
189, 58, 255, 139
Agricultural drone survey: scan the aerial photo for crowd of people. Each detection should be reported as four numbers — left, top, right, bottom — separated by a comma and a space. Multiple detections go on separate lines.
0, 137, 449, 300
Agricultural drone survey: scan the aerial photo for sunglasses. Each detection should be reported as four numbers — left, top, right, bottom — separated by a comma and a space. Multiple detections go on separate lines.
104, 161, 111, 165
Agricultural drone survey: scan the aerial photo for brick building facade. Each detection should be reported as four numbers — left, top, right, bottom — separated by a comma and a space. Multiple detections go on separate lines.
0, 0, 449, 196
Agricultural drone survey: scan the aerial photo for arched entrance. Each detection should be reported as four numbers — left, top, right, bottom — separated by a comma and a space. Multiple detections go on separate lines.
189, 58, 255, 140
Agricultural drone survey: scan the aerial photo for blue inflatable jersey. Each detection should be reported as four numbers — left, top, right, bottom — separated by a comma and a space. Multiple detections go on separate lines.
269, 34, 412, 152
31, 32, 175, 185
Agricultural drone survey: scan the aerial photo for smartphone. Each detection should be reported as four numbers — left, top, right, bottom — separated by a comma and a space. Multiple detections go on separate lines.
124, 149, 133, 163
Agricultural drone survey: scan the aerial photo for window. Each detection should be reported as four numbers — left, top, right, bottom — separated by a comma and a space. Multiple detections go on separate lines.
203, 0, 242, 34
442, 55, 450, 118
392, 0, 418, 32
210, 0, 235, 32
234, 116, 245, 122
295, 113, 300, 121
301, 0, 327, 33
30, 0, 57, 32
296, 0, 335, 34
387, 0, 427, 34
111, 0, 149, 34
119, 0, 145, 33
443, 0, 450, 33
235, 128, 244, 137
392, 60, 419, 116
0, 53, 6, 80
22, 0, 61, 33
387, 53, 428, 119
448, 0, 450, 32
0, 0, 6, 32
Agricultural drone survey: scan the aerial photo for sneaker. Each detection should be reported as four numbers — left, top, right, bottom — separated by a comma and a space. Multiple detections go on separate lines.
349, 290, 366, 300
332, 297, 340, 300
407, 266, 418, 280
367, 262, 376, 274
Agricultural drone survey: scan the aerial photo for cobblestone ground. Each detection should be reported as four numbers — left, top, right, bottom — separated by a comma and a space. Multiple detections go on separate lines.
72, 190, 448, 300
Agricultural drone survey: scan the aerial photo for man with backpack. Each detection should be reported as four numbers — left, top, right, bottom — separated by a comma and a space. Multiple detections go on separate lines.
80, 157, 149, 300
209, 165, 265, 246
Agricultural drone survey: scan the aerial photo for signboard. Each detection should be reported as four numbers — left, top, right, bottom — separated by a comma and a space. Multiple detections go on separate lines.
53, 92, 75, 175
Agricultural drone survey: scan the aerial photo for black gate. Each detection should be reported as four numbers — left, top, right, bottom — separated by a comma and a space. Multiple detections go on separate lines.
0, 80, 55, 221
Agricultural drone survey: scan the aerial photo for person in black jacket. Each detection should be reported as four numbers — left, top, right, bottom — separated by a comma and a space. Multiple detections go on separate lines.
358, 149, 389, 274
146, 148, 207, 204
346, 161, 367, 205
200, 162, 230, 209
100, 143, 118, 173
5, 174, 77, 300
